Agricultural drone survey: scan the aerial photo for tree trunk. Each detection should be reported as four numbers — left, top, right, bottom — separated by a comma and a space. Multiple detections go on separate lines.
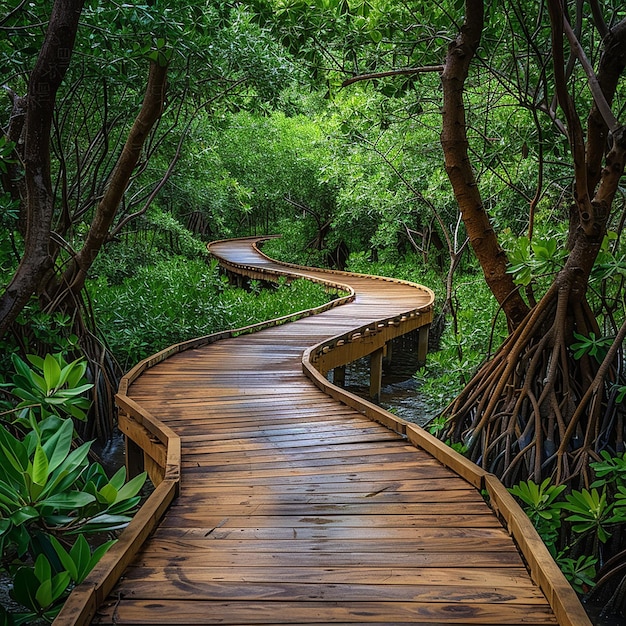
0, 0, 84, 339
442, 6, 626, 487
440, 0, 530, 329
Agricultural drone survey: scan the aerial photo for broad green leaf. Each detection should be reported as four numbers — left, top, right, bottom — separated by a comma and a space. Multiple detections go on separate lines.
50, 571, 71, 603
39, 491, 95, 511
25, 354, 45, 371
109, 466, 127, 491
0, 426, 29, 475
115, 471, 147, 503
32, 445, 49, 487
43, 354, 62, 392
35, 578, 52, 609
70, 534, 90, 576
42, 419, 74, 473
65, 360, 88, 388
98, 483, 118, 504
9, 506, 39, 526
49, 536, 78, 582
11, 567, 40, 612
34, 553, 51, 584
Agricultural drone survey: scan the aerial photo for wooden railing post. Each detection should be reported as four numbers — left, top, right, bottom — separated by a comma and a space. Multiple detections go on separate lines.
123, 414, 144, 479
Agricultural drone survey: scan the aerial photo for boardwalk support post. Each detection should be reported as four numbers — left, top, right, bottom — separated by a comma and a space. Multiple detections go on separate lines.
418, 324, 430, 364
333, 365, 346, 387
370, 347, 384, 401
383, 341, 392, 365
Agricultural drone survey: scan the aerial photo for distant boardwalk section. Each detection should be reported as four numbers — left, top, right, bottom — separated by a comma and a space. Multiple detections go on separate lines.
55, 236, 591, 626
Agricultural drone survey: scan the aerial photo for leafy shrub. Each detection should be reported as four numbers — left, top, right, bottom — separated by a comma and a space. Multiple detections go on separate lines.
509, 454, 626, 594
0, 354, 146, 624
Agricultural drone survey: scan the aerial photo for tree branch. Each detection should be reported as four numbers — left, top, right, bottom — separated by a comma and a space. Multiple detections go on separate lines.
440, 0, 529, 328
562, 14, 620, 132
60, 61, 168, 296
342, 65, 444, 88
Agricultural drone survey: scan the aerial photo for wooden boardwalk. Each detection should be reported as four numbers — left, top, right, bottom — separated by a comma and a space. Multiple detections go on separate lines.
55, 237, 591, 626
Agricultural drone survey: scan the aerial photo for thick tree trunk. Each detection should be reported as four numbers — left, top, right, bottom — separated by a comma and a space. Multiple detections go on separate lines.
0, 0, 84, 339
440, 0, 530, 329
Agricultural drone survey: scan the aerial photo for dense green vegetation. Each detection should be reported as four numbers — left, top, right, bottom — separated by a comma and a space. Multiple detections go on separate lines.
3, 0, 626, 620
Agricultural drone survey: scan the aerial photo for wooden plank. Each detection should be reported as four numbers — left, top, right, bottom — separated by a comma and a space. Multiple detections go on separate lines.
112, 580, 548, 603
132, 552, 522, 570
171, 490, 482, 505
159, 513, 505, 529
151, 526, 511, 541
134, 535, 519, 554
171, 476, 474, 494
92, 599, 558, 624
119, 565, 543, 587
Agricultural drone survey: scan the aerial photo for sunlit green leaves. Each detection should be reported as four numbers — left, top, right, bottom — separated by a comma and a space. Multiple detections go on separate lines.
506, 235, 567, 287
9, 353, 92, 422
509, 478, 565, 553
561, 488, 624, 543
590, 451, 626, 488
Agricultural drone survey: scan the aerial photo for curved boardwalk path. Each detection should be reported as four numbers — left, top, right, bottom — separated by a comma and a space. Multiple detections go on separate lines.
56, 237, 590, 626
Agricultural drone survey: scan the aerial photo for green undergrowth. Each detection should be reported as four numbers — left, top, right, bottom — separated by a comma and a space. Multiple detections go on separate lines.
0, 353, 146, 624
508, 454, 626, 597
88, 255, 332, 370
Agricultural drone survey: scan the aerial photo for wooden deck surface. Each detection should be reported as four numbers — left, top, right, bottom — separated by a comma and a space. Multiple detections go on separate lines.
70, 238, 589, 625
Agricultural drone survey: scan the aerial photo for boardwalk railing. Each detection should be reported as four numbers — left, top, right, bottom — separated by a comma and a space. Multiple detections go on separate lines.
54, 236, 590, 626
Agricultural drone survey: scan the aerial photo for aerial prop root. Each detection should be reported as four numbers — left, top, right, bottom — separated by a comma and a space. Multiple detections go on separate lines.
443, 282, 618, 486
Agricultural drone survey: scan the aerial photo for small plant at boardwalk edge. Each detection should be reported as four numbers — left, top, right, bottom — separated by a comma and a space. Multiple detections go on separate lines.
509, 454, 626, 594
509, 478, 566, 555
0, 353, 146, 624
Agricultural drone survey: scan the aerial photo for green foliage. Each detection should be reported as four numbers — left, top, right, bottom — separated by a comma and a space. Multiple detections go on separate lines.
510, 452, 626, 591
6, 533, 117, 624
0, 355, 146, 623
506, 233, 567, 288
556, 555, 597, 595
509, 479, 566, 554
89, 256, 331, 368
591, 452, 626, 489
0, 136, 16, 175
570, 332, 613, 362
416, 275, 507, 411
561, 488, 624, 544
8, 353, 92, 422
